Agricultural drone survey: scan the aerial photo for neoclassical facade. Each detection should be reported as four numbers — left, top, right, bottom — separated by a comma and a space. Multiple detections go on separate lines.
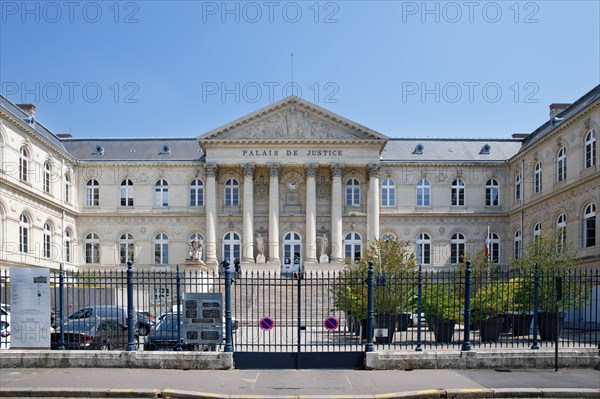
0, 85, 598, 272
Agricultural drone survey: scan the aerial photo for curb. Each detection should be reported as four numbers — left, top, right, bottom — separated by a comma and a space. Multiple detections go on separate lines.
2, 388, 600, 399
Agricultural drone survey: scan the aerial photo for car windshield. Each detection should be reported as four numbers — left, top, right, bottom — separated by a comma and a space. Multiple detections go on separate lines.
155, 317, 177, 332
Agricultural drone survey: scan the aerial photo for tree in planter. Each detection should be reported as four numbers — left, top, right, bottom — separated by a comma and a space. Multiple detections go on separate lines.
511, 229, 588, 340
332, 238, 417, 341
422, 283, 464, 343
470, 281, 511, 342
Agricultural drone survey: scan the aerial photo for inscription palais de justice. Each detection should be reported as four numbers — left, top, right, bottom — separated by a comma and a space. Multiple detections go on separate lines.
242, 149, 343, 157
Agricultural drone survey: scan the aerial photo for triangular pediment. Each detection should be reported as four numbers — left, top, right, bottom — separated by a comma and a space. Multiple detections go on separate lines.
198, 97, 388, 143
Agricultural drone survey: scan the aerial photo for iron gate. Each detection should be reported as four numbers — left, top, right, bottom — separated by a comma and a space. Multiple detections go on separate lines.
230, 271, 365, 369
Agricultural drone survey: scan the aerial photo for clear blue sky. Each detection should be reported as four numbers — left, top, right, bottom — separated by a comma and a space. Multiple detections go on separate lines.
1, 1, 599, 139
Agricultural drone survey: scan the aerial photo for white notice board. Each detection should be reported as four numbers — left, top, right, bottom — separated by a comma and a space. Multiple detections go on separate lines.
10, 267, 52, 348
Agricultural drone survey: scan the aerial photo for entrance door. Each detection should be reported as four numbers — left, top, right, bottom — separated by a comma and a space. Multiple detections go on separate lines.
282, 232, 302, 275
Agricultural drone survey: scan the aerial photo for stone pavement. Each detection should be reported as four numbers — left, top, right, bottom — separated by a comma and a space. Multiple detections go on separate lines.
0, 368, 599, 398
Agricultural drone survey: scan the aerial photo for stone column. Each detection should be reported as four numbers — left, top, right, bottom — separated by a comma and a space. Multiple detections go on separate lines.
242, 163, 255, 262
205, 163, 219, 266
330, 163, 344, 262
367, 162, 381, 243
305, 163, 319, 263
268, 163, 281, 263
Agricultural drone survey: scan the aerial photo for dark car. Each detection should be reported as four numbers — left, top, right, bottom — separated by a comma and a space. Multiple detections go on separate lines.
144, 314, 217, 351
51, 318, 138, 350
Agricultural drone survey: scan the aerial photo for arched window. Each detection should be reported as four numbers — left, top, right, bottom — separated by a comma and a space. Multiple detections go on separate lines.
84, 233, 100, 264
416, 179, 430, 206
514, 230, 522, 260
224, 179, 239, 206
43, 161, 52, 194
344, 232, 362, 263
19, 146, 29, 182
583, 203, 596, 248
154, 233, 169, 265
64, 229, 72, 263
486, 179, 499, 206
450, 233, 465, 264
85, 179, 99, 207
189, 179, 204, 207
119, 233, 135, 264
19, 213, 29, 253
533, 222, 542, 241
283, 232, 302, 271
43, 222, 52, 259
65, 173, 72, 203
534, 161, 542, 193
381, 232, 396, 242
584, 130, 596, 168
488, 232, 500, 264
381, 179, 395, 207
514, 173, 522, 202
451, 179, 465, 206
154, 179, 169, 207
346, 179, 360, 206
222, 232, 240, 263
556, 147, 567, 182
556, 214, 567, 251
120, 179, 134, 206
416, 233, 431, 265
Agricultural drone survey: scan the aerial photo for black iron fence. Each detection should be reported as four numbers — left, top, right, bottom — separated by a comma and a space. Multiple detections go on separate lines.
0, 263, 599, 352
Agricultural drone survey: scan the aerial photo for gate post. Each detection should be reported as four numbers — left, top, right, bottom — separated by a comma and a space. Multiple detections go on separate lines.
174, 264, 182, 351
365, 260, 375, 353
531, 262, 540, 350
58, 263, 65, 350
415, 263, 423, 352
126, 261, 136, 351
224, 260, 234, 353
461, 260, 472, 351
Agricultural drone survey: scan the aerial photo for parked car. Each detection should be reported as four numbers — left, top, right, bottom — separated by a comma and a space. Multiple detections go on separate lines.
67, 306, 135, 329
51, 317, 138, 350
144, 314, 204, 351
158, 311, 238, 337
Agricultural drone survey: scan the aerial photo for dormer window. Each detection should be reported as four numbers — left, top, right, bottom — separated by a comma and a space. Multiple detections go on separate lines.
160, 145, 171, 155
480, 144, 491, 155
93, 145, 104, 155
413, 144, 424, 155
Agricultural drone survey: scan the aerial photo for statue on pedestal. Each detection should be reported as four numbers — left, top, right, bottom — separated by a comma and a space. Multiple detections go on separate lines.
256, 233, 266, 263
188, 239, 205, 265
319, 234, 329, 263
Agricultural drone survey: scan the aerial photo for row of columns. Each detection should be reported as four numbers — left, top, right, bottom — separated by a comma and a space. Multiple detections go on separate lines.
203, 162, 381, 266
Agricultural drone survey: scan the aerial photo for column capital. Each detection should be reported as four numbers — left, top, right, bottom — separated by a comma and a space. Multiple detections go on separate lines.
367, 162, 381, 179
242, 163, 256, 179
330, 163, 344, 178
205, 162, 219, 178
305, 163, 319, 178
268, 162, 281, 178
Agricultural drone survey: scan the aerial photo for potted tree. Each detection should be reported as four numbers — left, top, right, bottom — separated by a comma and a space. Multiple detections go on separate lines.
333, 238, 416, 343
422, 283, 463, 343
511, 230, 587, 341
470, 281, 511, 342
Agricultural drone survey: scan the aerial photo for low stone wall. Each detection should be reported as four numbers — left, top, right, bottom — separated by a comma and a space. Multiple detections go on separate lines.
0, 350, 233, 370
366, 349, 600, 370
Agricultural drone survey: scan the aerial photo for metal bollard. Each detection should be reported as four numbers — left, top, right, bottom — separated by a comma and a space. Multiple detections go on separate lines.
224, 260, 233, 353
58, 263, 65, 350
531, 262, 540, 350
462, 260, 472, 351
415, 263, 423, 352
175, 264, 182, 352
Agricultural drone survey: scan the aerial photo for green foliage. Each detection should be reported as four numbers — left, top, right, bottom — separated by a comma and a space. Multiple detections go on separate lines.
470, 280, 511, 322
332, 238, 417, 319
422, 282, 463, 323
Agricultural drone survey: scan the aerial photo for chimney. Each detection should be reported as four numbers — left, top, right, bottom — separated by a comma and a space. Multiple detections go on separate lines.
17, 104, 36, 117
549, 103, 570, 119
56, 134, 73, 139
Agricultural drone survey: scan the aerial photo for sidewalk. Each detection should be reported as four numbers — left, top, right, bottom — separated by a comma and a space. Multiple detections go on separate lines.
1, 368, 599, 398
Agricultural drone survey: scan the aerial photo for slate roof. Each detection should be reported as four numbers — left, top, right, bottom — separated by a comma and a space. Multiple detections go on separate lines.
62, 138, 204, 162
0, 94, 69, 154
381, 138, 522, 163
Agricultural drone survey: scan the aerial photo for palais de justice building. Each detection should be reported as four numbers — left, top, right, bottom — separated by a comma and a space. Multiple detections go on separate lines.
0, 85, 598, 273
